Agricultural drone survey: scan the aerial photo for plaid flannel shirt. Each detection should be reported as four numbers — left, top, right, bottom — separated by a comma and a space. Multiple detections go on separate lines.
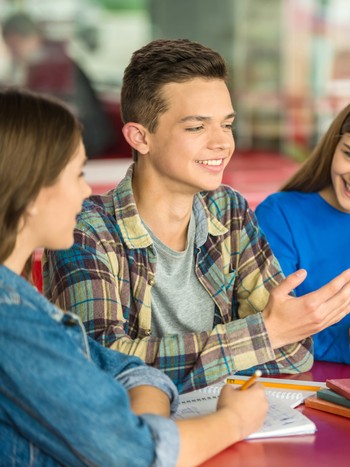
43, 164, 313, 393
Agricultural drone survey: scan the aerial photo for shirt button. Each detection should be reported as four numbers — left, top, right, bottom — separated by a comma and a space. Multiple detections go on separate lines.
148, 277, 156, 286
63, 315, 78, 326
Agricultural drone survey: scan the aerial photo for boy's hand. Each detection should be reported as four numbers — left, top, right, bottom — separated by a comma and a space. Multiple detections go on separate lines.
263, 269, 350, 349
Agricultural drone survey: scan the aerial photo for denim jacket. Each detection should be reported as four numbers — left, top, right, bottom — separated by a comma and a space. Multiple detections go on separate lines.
0, 265, 179, 466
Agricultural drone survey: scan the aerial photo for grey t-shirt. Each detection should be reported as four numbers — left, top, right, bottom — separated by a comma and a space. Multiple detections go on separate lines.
144, 213, 215, 337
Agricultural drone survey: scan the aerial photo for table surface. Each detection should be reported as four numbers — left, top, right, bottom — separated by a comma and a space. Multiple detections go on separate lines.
201, 361, 350, 467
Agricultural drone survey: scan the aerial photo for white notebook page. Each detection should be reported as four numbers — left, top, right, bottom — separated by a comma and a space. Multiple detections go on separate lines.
174, 386, 316, 439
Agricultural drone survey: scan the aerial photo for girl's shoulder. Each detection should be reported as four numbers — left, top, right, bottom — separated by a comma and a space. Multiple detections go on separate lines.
258, 191, 317, 210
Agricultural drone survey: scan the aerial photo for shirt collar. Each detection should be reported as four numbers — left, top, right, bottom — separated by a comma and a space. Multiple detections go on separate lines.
193, 193, 228, 247
113, 164, 228, 249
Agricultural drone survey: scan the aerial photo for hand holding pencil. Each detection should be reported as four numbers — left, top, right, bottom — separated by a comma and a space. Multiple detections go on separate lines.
239, 370, 262, 391
216, 369, 267, 440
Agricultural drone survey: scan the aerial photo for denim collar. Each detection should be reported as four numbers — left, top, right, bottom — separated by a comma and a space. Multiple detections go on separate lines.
0, 265, 64, 322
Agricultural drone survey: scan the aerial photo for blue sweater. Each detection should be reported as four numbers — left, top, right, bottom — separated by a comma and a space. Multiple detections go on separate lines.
256, 191, 350, 364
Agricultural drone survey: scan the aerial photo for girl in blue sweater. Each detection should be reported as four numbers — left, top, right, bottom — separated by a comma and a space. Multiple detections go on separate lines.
256, 104, 350, 364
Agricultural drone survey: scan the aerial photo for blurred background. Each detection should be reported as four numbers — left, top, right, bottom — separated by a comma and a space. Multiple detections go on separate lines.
1, 0, 350, 161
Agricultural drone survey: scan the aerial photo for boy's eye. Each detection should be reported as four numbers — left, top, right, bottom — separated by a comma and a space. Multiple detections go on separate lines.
186, 126, 203, 132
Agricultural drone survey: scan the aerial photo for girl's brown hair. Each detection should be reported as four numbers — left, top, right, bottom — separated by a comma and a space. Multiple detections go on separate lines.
281, 104, 350, 192
0, 88, 82, 266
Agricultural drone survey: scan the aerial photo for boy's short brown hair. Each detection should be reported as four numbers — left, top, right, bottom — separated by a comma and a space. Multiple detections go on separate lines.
121, 38, 228, 135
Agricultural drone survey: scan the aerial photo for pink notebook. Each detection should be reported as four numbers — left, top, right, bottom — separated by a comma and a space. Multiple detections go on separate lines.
326, 378, 350, 401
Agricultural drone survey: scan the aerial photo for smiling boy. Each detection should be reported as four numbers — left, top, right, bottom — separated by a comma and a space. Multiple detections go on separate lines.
44, 39, 350, 393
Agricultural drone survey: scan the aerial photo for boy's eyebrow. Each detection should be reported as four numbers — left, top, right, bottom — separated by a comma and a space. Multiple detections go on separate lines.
179, 112, 236, 123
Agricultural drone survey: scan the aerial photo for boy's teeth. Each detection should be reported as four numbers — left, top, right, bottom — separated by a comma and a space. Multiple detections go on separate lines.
197, 159, 222, 166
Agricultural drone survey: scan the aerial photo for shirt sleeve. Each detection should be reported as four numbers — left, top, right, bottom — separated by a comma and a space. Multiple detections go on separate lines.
88, 337, 179, 413
43, 206, 313, 394
0, 302, 179, 467
222, 197, 313, 378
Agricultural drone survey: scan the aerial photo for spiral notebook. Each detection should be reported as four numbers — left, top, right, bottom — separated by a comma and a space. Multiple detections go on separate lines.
174, 380, 318, 439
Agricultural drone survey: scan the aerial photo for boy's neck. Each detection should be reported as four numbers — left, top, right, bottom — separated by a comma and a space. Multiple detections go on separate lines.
132, 166, 194, 251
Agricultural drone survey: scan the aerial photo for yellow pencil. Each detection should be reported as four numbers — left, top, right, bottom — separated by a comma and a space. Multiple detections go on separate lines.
238, 370, 262, 391
226, 378, 323, 392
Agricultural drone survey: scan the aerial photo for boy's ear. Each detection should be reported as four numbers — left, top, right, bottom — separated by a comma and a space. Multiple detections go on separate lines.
122, 123, 150, 155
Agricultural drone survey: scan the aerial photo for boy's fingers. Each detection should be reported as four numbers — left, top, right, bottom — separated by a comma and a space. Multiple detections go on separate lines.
273, 269, 307, 297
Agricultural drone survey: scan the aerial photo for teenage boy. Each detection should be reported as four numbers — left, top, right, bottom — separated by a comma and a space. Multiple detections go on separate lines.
44, 39, 350, 393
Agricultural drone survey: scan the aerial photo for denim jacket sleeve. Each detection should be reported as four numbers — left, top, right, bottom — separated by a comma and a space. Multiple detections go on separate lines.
87, 337, 179, 413
0, 291, 179, 467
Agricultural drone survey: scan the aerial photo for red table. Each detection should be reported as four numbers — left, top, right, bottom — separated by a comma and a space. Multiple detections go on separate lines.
201, 361, 350, 467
